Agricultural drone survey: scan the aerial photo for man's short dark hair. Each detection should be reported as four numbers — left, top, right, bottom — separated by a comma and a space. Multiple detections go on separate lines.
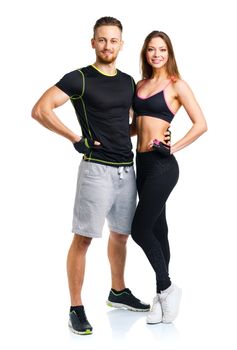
93, 16, 123, 37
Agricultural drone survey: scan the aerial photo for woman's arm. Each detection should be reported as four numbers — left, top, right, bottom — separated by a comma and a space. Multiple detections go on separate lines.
129, 108, 137, 137
171, 80, 207, 154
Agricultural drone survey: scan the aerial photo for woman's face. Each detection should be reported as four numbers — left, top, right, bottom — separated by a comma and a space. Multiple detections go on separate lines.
146, 37, 169, 69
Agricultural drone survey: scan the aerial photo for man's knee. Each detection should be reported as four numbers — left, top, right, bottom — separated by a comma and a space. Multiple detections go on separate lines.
109, 231, 128, 245
71, 233, 92, 251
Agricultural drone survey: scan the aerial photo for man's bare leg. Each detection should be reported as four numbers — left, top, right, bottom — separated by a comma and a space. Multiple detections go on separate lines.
107, 231, 128, 290
67, 234, 92, 306
107, 231, 150, 311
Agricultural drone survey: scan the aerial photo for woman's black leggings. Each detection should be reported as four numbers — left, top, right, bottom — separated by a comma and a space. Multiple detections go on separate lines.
131, 151, 179, 292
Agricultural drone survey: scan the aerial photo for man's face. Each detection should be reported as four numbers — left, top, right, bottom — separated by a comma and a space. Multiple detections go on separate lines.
91, 25, 123, 64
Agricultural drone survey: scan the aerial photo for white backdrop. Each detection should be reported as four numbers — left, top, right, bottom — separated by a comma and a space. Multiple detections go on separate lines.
1, 0, 236, 349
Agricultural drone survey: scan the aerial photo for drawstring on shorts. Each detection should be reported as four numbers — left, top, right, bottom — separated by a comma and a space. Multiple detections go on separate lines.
117, 166, 130, 179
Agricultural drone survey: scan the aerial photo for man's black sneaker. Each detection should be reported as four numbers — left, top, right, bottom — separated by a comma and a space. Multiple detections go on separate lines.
106, 288, 150, 312
68, 306, 93, 335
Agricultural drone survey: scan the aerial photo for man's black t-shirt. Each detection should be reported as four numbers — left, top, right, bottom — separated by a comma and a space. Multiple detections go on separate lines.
56, 65, 135, 166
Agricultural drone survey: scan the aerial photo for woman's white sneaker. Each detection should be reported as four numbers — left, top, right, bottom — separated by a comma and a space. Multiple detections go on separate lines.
159, 284, 182, 323
146, 295, 162, 324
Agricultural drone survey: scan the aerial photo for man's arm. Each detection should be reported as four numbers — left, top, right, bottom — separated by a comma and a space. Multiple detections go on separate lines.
31, 85, 80, 143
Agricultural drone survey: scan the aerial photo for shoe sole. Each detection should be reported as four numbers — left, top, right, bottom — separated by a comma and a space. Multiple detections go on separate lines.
68, 320, 93, 335
146, 320, 162, 324
106, 300, 150, 312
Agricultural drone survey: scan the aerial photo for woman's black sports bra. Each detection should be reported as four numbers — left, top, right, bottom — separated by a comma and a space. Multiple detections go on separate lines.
133, 81, 175, 123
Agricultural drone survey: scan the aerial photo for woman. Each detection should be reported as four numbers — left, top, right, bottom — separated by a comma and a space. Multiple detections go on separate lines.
131, 31, 207, 324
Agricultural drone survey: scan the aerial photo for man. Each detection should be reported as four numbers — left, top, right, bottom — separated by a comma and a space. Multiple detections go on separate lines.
31, 16, 169, 335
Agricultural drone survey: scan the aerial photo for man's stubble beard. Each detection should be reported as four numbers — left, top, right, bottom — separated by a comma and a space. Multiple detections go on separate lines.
96, 53, 118, 65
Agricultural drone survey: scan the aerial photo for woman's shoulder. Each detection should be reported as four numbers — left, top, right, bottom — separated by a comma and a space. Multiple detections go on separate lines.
136, 79, 147, 89
171, 78, 191, 95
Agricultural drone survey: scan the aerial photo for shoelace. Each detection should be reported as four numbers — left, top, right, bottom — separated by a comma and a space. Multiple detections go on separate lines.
74, 309, 89, 323
124, 288, 141, 302
159, 295, 170, 314
151, 295, 160, 312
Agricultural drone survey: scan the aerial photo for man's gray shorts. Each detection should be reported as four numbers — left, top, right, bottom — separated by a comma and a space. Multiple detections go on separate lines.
72, 160, 137, 238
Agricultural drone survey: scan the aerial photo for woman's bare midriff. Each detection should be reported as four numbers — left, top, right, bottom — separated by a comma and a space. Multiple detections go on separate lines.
136, 116, 170, 152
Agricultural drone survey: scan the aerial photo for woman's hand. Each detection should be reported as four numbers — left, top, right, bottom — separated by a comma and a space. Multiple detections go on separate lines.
164, 129, 171, 145
147, 128, 171, 150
